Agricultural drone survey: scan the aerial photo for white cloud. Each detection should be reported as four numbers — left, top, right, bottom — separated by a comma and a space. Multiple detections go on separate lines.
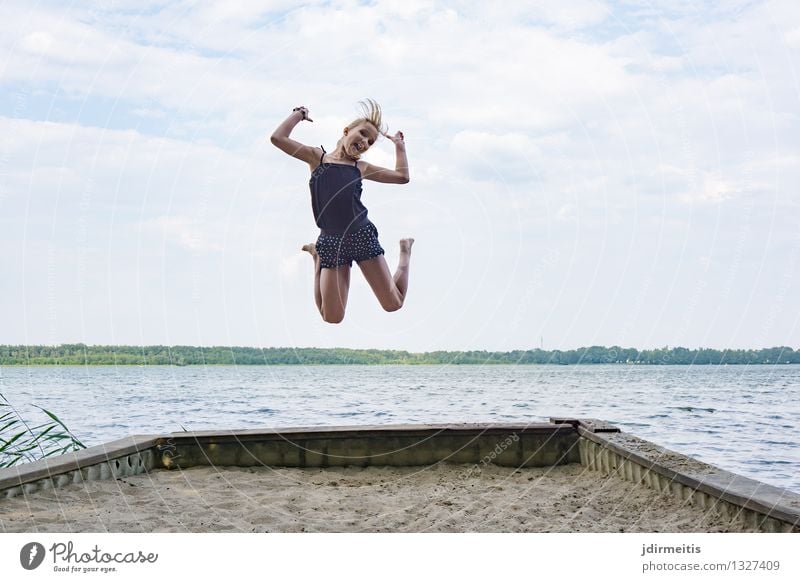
679, 173, 736, 204
450, 130, 541, 182
19, 31, 55, 55
530, 1, 611, 29
131, 107, 168, 119
556, 203, 577, 222
784, 27, 800, 48
144, 215, 223, 252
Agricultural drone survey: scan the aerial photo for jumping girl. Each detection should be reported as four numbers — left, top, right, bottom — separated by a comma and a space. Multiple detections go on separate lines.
270, 99, 414, 324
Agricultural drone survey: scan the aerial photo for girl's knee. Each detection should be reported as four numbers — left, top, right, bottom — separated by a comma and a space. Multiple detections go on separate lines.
382, 296, 404, 312
322, 311, 345, 324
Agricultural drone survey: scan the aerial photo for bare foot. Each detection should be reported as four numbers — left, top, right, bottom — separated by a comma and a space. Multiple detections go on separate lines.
301, 243, 318, 258
399, 238, 415, 253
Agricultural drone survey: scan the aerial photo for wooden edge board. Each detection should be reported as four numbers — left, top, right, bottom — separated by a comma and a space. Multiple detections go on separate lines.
0, 435, 160, 490
579, 427, 800, 527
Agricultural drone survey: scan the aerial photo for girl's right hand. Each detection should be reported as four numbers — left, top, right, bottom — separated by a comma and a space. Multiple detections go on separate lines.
292, 106, 313, 122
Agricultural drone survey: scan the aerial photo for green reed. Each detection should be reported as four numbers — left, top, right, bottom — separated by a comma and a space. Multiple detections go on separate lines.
0, 392, 86, 468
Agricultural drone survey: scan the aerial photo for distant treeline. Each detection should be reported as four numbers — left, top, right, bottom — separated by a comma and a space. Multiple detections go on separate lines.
0, 344, 798, 365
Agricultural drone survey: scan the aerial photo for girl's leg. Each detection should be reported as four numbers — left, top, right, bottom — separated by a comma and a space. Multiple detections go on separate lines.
357, 238, 414, 312
319, 265, 351, 323
303, 244, 351, 323
302, 244, 323, 315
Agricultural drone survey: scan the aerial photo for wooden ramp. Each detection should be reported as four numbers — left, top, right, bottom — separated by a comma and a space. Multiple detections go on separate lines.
1, 418, 797, 532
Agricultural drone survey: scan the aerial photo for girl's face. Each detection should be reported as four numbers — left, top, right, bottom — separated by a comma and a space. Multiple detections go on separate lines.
343, 122, 379, 158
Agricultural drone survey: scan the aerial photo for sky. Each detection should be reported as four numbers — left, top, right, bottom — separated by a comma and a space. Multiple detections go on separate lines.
1, 0, 799, 352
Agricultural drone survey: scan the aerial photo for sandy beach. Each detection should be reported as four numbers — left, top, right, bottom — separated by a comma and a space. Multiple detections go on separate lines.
0, 463, 757, 533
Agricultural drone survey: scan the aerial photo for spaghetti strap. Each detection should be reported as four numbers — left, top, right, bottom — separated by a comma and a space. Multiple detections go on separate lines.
319, 145, 326, 165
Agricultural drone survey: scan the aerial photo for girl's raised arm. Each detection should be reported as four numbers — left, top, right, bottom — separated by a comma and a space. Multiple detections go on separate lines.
359, 131, 410, 184
270, 106, 319, 167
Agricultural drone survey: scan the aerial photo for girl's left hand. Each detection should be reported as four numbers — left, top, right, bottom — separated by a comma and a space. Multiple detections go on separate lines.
386, 131, 405, 146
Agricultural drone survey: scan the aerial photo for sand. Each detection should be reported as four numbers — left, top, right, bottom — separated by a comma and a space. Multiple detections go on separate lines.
0, 463, 758, 533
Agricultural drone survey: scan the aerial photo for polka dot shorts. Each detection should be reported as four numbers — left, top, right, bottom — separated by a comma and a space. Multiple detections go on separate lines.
315, 223, 385, 269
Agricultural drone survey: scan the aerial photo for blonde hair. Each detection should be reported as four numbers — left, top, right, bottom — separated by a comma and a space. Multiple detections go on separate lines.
346, 98, 388, 136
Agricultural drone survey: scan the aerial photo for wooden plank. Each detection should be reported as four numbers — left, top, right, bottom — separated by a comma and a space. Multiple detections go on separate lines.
549, 417, 620, 433
0, 435, 160, 490
580, 428, 800, 528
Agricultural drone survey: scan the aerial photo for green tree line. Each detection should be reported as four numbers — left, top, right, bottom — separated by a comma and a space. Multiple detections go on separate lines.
0, 344, 798, 365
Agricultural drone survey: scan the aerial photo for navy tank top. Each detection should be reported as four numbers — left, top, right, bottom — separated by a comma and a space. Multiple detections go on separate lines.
309, 146, 371, 236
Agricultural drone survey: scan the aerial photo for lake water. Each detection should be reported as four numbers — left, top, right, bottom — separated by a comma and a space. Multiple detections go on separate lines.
1, 364, 798, 493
